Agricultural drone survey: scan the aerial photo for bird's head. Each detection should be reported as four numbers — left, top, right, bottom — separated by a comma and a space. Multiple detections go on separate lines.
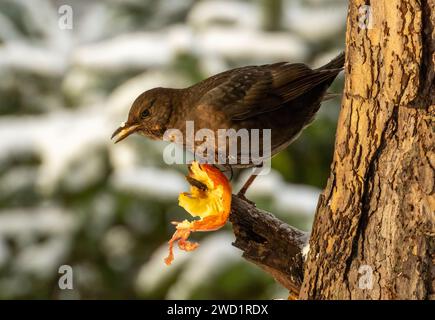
111, 87, 174, 143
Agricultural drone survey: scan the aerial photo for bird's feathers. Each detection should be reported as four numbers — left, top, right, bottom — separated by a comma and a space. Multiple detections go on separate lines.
196, 53, 344, 121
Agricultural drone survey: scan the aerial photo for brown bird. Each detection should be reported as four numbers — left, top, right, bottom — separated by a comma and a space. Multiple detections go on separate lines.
112, 52, 345, 195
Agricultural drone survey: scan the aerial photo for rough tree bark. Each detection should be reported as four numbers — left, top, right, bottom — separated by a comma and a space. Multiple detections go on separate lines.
300, 0, 434, 299
230, 196, 308, 296
230, 0, 434, 300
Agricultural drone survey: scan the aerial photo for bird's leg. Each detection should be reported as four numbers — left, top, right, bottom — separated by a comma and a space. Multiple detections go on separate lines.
237, 173, 258, 197
237, 163, 264, 203
237, 174, 258, 205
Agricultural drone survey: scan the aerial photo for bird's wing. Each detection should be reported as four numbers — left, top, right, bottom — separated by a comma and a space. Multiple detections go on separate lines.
196, 63, 340, 120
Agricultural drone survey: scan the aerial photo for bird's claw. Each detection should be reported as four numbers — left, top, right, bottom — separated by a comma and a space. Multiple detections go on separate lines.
236, 192, 256, 206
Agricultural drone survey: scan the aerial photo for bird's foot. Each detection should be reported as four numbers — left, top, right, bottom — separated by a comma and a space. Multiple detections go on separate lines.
236, 192, 256, 206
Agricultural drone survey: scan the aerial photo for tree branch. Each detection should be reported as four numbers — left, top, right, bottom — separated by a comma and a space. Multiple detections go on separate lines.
229, 195, 309, 295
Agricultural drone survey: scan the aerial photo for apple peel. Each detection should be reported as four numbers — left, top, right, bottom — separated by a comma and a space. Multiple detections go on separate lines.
164, 161, 232, 265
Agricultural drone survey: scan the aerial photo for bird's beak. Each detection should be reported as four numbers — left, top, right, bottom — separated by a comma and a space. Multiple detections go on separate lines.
111, 123, 140, 143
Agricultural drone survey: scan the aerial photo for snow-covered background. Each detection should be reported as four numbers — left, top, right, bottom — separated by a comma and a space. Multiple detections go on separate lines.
0, 0, 346, 299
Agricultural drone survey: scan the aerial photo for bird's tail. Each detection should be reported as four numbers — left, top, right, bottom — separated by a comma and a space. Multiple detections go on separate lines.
318, 51, 345, 71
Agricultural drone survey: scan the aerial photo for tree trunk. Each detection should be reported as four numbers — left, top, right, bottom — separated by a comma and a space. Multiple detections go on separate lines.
229, 0, 433, 299
300, 0, 434, 299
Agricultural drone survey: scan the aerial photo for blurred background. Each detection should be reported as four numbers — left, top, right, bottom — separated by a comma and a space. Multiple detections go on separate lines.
0, 0, 346, 299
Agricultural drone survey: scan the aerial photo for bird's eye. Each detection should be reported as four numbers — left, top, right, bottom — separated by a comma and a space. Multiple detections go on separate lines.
140, 109, 150, 119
